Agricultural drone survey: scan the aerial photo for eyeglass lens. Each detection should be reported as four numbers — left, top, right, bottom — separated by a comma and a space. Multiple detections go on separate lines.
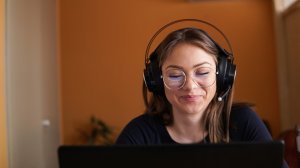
162, 67, 216, 90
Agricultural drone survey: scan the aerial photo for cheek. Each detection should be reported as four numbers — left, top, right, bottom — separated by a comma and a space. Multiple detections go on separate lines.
164, 88, 175, 104
206, 83, 217, 100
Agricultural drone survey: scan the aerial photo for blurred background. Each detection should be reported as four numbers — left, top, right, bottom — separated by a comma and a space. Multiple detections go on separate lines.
1, 0, 300, 167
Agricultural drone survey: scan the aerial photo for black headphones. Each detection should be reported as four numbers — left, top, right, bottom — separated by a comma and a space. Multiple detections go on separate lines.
143, 19, 236, 101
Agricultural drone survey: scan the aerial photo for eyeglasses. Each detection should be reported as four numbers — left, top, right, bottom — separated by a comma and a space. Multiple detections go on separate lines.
162, 67, 216, 90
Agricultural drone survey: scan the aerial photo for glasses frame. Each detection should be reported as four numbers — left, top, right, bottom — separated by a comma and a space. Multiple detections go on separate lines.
161, 68, 218, 90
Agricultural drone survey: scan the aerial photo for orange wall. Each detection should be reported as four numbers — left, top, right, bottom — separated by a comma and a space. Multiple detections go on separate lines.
59, 0, 280, 144
0, 0, 8, 166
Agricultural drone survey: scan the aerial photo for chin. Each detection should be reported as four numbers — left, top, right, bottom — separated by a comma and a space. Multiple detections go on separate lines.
181, 104, 206, 114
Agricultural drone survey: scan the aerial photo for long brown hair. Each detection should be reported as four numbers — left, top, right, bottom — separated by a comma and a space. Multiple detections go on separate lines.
143, 27, 234, 143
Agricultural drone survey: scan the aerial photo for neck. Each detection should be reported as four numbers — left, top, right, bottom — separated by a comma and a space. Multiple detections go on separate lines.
167, 109, 206, 143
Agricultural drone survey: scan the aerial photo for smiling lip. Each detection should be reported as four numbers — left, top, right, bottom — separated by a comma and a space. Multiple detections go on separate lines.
181, 95, 200, 102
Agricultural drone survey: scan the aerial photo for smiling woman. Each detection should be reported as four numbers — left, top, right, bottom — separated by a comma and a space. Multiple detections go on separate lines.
114, 21, 288, 167
116, 23, 253, 143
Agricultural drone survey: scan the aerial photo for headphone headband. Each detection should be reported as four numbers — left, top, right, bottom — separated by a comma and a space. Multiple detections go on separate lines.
145, 18, 234, 65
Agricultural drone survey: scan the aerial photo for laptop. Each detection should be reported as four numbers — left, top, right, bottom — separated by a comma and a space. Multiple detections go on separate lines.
58, 141, 284, 168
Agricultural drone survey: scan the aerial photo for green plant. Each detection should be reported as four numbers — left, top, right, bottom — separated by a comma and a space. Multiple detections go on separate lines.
79, 116, 115, 145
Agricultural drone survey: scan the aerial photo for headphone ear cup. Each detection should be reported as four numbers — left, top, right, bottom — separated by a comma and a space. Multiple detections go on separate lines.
143, 64, 154, 92
226, 63, 236, 89
217, 56, 236, 96
217, 57, 227, 95
143, 52, 164, 95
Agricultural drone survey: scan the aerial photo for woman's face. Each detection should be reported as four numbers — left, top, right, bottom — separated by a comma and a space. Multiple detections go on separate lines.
162, 43, 217, 116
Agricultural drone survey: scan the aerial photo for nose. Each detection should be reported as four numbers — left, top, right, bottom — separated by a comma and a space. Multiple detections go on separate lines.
182, 75, 199, 90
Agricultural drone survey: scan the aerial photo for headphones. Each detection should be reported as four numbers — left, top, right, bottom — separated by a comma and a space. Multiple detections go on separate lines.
143, 19, 236, 101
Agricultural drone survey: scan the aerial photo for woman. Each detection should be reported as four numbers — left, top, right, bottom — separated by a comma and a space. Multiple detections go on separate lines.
115, 27, 288, 167
116, 27, 272, 144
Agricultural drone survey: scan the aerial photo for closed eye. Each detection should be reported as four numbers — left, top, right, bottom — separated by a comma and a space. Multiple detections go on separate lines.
169, 75, 184, 80
195, 72, 209, 76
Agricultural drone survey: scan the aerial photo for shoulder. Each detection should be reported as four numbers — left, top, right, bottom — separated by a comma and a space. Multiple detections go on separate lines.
121, 113, 162, 131
229, 102, 272, 141
230, 103, 259, 122
115, 113, 165, 144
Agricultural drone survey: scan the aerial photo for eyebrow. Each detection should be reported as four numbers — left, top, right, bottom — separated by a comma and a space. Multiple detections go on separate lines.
165, 62, 213, 70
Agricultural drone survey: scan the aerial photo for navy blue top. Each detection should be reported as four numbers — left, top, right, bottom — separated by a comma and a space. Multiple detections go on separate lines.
115, 105, 272, 144
115, 105, 289, 168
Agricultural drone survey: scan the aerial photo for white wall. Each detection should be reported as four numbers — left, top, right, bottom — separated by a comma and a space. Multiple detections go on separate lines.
284, 7, 300, 129
273, 0, 300, 131
6, 0, 60, 167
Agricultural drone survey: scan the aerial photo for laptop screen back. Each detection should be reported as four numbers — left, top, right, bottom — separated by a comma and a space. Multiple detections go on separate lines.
58, 141, 283, 168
